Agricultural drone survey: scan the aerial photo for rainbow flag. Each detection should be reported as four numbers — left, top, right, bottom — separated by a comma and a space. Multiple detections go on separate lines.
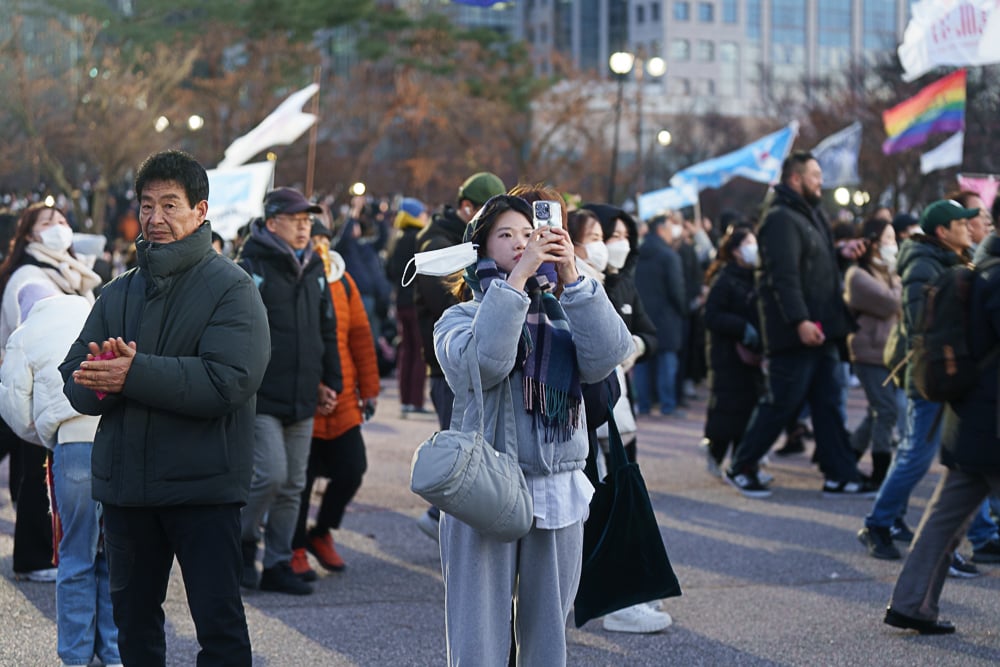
882, 69, 966, 155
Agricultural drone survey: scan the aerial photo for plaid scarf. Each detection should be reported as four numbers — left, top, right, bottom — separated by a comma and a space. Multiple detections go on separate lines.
465, 258, 582, 441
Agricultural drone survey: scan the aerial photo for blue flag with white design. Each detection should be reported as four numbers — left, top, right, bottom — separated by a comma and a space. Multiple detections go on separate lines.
812, 122, 862, 187
670, 122, 799, 193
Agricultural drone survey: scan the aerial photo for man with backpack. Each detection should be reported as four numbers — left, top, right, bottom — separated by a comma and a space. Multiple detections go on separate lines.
858, 200, 1000, 569
883, 228, 1000, 635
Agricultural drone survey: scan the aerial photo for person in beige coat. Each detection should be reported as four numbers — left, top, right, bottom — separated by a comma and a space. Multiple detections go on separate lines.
844, 217, 902, 486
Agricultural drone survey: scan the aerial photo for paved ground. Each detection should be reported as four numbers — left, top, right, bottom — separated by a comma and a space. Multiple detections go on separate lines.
1, 382, 998, 666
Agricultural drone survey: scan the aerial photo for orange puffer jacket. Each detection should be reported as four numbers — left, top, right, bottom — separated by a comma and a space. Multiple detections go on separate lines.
313, 269, 381, 440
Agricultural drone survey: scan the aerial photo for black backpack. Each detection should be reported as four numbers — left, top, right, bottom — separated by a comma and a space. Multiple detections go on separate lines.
910, 256, 1000, 403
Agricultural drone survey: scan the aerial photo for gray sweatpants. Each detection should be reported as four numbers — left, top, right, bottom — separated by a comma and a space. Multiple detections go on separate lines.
439, 513, 584, 666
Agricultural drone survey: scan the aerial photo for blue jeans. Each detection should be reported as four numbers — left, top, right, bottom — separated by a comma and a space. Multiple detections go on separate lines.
52, 442, 119, 666
865, 397, 999, 546
730, 344, 858, 482
241, 416, 314, 568
633, 350, 679, 415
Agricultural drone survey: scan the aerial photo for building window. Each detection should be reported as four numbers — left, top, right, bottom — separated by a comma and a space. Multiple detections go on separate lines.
746, 0, 761, 40
696, 40, 715, 61
700, 79, 716, 95
674, 1, 690, 21
651, 1, 661, 21
719, 41, 739, 95
675, 78, 692, 95
670, 39, 691, 61
722, 0, 737, 23
638, 4, 646, 24
698, 2, 714, 22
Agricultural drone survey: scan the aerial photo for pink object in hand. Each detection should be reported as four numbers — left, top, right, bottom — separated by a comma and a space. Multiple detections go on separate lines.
92, 349, 117, 399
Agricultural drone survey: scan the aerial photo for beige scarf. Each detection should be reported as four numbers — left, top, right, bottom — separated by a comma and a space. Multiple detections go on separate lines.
25, 243, 101, 299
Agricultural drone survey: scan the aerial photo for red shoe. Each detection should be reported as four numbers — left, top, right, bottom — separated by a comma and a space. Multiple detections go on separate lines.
307, 533, 346, 571
290, 548, 318, 582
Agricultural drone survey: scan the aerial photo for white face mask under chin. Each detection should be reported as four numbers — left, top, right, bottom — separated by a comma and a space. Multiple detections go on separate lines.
39, 224, 74, 253
605, 240, 630, 270
401, 242, 478, 286
583, 241, 609, 272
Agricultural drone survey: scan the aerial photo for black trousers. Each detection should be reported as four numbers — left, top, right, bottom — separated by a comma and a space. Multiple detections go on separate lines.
293, 427, 368, 548
103, 503, 251, 667
13, 441, 54, 573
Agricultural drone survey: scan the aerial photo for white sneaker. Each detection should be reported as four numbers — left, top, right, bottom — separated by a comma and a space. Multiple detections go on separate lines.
757, 469, 774, 486
23, 567, 57, 583
603, 603, 673, 633
646, 599, 664, 612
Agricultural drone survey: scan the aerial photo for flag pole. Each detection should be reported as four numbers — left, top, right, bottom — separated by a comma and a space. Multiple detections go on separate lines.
305, 65, 322, 197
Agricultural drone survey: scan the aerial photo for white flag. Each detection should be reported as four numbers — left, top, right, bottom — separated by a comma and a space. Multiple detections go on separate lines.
217, 84, 319, 169
812, 122, 862, 187
920, 131, 964, 174
899, 0, 999, 82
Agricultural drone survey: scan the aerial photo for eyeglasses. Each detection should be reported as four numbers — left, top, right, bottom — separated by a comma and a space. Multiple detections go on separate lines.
275, 213, 312, 228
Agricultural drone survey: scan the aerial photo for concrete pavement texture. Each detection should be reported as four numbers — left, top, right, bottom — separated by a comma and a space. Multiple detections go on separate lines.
1, 382, 998, 666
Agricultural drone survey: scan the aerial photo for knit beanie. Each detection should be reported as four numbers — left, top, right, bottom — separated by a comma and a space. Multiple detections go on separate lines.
458, 172, 506, 207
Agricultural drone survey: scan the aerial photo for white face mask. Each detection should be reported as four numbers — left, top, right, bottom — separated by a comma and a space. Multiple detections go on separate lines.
670, 224, 683, 240
401, 242, 478, 286
39, 225, 74, 253
605, 240, 630, 270
739, 244, 759, 267
879, 243, 898, 263
583, 241, 609, 272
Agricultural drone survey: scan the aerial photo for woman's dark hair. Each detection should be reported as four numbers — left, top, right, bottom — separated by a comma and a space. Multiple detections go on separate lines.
0, 203, 73, 298
704, 225, 752, 285
567, 209, 600, 245
134, 150, 209, 207
463, 194, 533, 256
450, 194, 532, 300
857, 216, 892, 273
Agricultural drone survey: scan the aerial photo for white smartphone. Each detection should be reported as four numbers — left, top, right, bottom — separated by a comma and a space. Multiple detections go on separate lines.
532, 200, 563, 229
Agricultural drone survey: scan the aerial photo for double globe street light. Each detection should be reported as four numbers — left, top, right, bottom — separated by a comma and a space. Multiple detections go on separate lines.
607, 51, 666, 203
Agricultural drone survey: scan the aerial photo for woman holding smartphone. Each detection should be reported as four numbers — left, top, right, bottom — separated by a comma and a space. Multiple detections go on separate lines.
433, 190, 632, 665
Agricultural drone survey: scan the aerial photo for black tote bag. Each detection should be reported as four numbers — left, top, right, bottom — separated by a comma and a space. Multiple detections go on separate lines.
573, 402, 681, 627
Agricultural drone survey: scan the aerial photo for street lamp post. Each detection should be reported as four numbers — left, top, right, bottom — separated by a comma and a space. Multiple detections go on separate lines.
607, 51, 666, 203
607, 51, 635, 203
635, 56, 666, 196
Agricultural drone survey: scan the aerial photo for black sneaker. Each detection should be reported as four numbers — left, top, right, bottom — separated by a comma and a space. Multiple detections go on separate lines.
725, 470, 772, 498
890, 519, 915, 544
240, 541, 259, 590
857, 526, 901, 560
972, 537, 1000, 564
947, 552, 980, 578
260, 561, 314, 595
822, 479, 878, 498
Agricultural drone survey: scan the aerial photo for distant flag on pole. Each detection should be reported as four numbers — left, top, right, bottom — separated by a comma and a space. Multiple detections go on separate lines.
920, 131, 964, 174
451, 0, 505, 6
669, 121, 799, 193
812, 122, 862, 187
882, 69, 966, 156
637, 182, 700, 221
899, 0, 999, 82
217, 84, 319, 169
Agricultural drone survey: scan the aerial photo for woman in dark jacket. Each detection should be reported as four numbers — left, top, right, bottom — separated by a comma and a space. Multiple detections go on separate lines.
702, 226, 763, 474
579, 204, 658, 459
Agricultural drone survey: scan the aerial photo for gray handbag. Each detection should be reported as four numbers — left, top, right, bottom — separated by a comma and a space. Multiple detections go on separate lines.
409, 348, 534, 542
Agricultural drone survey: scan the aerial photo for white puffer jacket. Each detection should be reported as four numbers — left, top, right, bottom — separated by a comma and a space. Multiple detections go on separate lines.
0, 294, 99, 448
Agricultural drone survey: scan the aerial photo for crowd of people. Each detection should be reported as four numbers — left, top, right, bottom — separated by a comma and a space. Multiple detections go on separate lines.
0, 147, 998, 665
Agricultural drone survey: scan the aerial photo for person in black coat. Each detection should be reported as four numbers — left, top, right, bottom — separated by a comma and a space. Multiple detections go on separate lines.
386, 198, 430, 414
633, 214, 686, 417
884, 233, 1000, 635
236, 187, 342, 596
725, 152, 869, 498
702, 226, 763, 473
